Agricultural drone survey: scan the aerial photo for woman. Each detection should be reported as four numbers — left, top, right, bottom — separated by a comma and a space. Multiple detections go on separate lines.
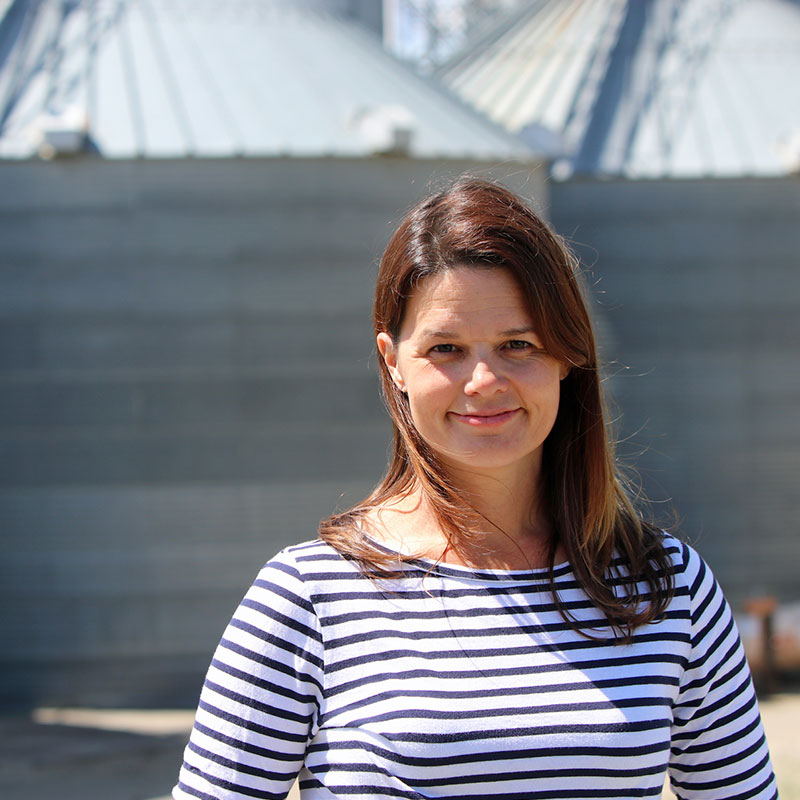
174, 178, 777, 799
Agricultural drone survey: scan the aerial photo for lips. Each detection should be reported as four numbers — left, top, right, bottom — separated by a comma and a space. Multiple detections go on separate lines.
451, 408, 520, 427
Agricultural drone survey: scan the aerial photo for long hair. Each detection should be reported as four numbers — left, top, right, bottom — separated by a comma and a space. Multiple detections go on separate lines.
320, 176, 673, 639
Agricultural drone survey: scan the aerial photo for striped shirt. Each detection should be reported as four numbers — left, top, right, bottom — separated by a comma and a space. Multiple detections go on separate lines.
174, 535, 777, 800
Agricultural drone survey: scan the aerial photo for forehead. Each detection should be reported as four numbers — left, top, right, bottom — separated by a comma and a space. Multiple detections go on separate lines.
401, 267, 532, 335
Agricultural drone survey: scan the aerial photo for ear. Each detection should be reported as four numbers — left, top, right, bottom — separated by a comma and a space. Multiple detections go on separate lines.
559, 361, 571, 381
377, 332, 406, 392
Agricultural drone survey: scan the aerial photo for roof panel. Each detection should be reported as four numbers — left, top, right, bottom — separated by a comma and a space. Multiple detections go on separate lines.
126, 2, 192, 156
156, 2, 248, 155
92, 8, 141, 157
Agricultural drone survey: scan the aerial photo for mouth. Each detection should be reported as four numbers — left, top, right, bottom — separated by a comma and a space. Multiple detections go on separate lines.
450, 408, 520, 427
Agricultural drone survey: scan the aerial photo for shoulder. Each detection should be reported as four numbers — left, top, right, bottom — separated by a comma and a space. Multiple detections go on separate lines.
265, 538, 361, 579
658, 531, 687, 570
254, 538, 366, 601
208, 543, 340, 686
658, 534, 738, 650
659, 533, 718, 601
231, 540, 348, 627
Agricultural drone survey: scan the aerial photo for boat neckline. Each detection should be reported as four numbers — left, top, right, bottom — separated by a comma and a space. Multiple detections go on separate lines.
362, 535, 574, 581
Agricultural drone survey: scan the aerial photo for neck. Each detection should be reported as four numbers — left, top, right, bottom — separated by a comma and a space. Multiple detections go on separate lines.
449, 459, 540, 525
369, 459, 560, 570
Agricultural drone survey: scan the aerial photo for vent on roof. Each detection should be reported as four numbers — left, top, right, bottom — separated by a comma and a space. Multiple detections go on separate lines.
32, 105, 93, 159
349, 105, 416, 156
776, 130, 800, 175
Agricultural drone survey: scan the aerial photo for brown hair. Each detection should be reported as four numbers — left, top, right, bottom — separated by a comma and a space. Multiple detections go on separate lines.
320, 176, 673, 640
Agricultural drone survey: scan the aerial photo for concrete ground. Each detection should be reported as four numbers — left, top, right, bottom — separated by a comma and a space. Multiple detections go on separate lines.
1, 694, 797, 800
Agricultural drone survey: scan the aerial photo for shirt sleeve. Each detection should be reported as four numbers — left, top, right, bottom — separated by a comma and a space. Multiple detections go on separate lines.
667, 542, 778, 800
173, 549, 324, 800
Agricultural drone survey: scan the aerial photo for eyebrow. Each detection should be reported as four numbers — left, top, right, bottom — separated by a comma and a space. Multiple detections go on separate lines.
420, 327, 537, 339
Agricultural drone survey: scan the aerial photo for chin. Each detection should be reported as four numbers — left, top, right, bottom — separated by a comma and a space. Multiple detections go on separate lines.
438, 445, 541, 475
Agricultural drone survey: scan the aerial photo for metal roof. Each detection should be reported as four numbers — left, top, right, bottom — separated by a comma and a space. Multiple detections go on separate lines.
437, 0, 800, 178
0, 0, 533, 160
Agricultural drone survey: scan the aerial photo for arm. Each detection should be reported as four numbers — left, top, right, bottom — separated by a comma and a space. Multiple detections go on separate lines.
174, 551, 324, 800
668, 542, 777, 800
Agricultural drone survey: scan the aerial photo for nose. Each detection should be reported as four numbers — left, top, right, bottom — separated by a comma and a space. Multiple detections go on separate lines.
464, 358, 507, 395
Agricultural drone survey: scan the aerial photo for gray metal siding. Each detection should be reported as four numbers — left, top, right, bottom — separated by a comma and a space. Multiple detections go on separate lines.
0, 156, 548, 707
551, 177, 800, 607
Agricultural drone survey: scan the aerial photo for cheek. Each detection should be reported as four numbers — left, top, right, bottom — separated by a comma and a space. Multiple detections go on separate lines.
401, 361, 453, 396
523, 366, 564, 414
406, 379, 447, 412
543, 378, 565, 425
403, 371, 456, 424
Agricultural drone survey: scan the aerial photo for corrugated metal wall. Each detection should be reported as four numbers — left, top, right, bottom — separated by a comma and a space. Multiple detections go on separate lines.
0, 157, 547, 708
551, 177, 800, 609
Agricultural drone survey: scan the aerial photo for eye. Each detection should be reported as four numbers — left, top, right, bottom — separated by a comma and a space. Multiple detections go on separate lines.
430, 343, 458, 354
504, 339, 532, 351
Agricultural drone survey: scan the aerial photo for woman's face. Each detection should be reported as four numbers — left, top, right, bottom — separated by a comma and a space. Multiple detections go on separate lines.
377, 267, 568, 482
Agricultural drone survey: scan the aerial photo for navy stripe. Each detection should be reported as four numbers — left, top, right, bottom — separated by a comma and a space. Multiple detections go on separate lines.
210, 657, 319, 706
310, 760, 667, 785
252, 571, 316, 614
671, 733, 766, 773
375, 717, 671, 744
312, 786, 663, 800
187, 741, 297, 783
322, 604, 691, 627
307, 737, 674, 766
228, 616, 323, 664
672, 691, 758, 745
325, 620, 690, 650
218, 638, 324, 692
238, 596, 323, 644
325, 652, 685, 697
326, 646, 685, 677
326, 673, 680, 722
344, 695, 672, 727
197, 699, 309, 744
183, 771, 287, 800
202, 678, 313, 725
191, 721, 302, 763
670, 751, 772, 791
176, 780, 228, 800
672, 714, 763, 756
